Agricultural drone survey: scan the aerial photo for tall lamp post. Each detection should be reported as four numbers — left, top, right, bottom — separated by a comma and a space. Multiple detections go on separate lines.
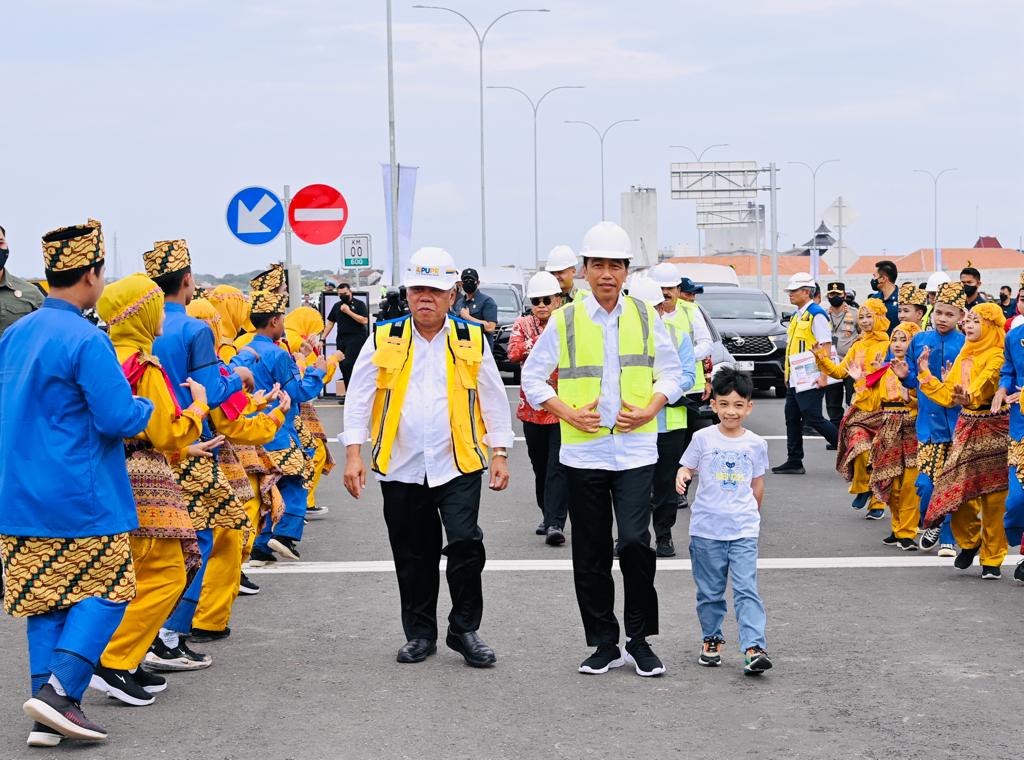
913, 168, 957, 272
385, 0, 400, 284
788, 159, 839, 279
670, 143, 729, 256
565, 118, 640, 219
489, 85, 583, 268
413, 5, 550, 267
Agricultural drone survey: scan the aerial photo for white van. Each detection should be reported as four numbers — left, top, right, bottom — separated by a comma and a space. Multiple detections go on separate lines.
671, 262, 740, 288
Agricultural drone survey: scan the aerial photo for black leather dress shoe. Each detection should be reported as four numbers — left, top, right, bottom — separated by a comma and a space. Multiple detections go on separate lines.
445, 629, 497, 668
396, 639, 436, 663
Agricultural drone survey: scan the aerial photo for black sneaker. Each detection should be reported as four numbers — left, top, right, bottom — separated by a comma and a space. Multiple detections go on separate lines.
851, 492, 871, 509
268, 536, 301, 560
898, 538, 919, 552
825, 443, 837, 451
954, 546, 980, 570
545, 526, 566, 546
919, 526, 941, 551
981, 565, 1001, 580
578, 644, 625, 675
22, 683, 107, 741
1016, 559, 1024, 584
744, 647, 773, 675
239, 572, 260, 595
26, 721, 62, 748
131, 667, 166, 694
144, 638, 213, 672
881, 533, 899, 546
699, 636, 724, 667
677, 492, 689, 509
89, 665, 155, 706
656, 537, 676, 558
535, 521, 547, 536
189, 626, 231, 643
306, 505, 329, 520
771, 461, 805, 475
624, 638, 665, 677
865, 509, 885, 520
248, 547, 277, 567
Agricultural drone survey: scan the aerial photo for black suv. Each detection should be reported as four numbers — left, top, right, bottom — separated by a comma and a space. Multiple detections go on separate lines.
697, 286, 788, 397
480, 284, 525, 382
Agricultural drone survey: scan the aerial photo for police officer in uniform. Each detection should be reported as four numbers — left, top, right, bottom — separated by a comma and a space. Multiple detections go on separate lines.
343, 247, 514, 667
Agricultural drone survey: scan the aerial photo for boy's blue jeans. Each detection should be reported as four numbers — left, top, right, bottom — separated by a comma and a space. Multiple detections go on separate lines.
689, 536, 767, 652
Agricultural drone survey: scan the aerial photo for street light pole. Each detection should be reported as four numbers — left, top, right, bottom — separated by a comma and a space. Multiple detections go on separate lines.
913, 168, 957, 272
670, 144, 729, 255
565, 118, 640, 219
413, 5, 550, 267
385, 0, 400, 285
488, 85, 584, 268
788, 159, 839, 279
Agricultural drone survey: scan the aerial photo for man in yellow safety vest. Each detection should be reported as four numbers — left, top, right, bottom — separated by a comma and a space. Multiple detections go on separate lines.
342, 247, 514, 668
522, 222, 684, 678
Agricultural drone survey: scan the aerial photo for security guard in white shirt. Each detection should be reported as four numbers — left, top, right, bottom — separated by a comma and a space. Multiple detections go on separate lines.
343, 247, 514, 668
522, 222, 684, 678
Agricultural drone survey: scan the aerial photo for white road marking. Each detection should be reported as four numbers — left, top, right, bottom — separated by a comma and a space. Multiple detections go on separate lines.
245, 555, 1024, 574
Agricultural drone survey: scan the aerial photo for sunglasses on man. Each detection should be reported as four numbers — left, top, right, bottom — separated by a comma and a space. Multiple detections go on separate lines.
530, 296, 555, 306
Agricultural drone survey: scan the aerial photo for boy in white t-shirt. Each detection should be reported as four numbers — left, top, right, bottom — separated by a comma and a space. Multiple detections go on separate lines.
677, 367, 772, 675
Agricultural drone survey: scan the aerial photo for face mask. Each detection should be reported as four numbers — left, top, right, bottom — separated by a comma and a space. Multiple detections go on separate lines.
827, 295, 845, 308
963, 284, 978, 298
462, 280, 478, 294
0, 248, 8, 270
869, 278, 880, 291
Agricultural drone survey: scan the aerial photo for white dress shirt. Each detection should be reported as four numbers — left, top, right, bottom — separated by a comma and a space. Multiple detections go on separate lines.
521, 293, 684, 472
342, 320, 514, 487
686, 303, 714, 361
788, 302, 834, 388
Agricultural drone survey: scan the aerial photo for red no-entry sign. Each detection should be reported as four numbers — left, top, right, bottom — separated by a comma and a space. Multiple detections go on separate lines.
288, 183, 349, 245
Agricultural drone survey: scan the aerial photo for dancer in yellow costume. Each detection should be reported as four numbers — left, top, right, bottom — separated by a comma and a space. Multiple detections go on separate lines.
814, 298, 891, 519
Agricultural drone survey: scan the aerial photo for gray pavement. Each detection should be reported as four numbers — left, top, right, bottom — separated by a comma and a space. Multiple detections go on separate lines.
1, 391, 1020, 759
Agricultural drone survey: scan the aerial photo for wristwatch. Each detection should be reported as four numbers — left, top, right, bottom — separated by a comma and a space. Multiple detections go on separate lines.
492, 450, 508, 459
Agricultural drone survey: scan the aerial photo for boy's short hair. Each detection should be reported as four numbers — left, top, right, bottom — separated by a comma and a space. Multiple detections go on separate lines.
45, 260, 104, 289
711, 366, 753, 400
152, 266, 191, 296
251, 312, 281, 329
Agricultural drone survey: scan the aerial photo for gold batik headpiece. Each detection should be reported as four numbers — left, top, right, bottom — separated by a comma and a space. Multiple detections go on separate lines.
143, 239, 191, 279
250, 290, 288, 315
935, 282, 967, 309
898, 283, 928, 307
1018, 271, 1024, 292
41, 218, 105, 272
250, 263, 285, 292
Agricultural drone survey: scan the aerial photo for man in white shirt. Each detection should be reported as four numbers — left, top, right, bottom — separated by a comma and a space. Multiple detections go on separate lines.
522, 222, 683, 678
772, 273, 839, 475
342, 248, 513, 668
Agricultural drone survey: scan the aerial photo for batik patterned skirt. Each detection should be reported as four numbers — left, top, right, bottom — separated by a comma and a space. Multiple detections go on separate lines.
1, 533, 135, 617
1009, 440, 1024, 488
925, 409, 1009, 526
916, 442, 949, 482
869, 409, 918, 504
172, 452, 249, 532
836, 406, 886, 482
299, 402, 335, 474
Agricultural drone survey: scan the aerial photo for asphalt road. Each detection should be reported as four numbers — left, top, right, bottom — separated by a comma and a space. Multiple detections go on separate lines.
0, 391, 1020, 759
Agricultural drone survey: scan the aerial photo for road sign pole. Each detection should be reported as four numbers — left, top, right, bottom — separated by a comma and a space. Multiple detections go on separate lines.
283, 184, 301, 312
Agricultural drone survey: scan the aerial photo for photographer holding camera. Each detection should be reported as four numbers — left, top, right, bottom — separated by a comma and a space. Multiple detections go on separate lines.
322, 282, 369, 404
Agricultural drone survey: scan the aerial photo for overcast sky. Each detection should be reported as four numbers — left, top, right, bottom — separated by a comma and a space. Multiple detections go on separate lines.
3, 0, 1022, 277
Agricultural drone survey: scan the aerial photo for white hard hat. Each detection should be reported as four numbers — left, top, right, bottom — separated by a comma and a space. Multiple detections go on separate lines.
784, 272, 817, 292
544, 245, 578, 273
925, 271, 951, 293
648, 262, 681, 288
404, 247, 459, 290
526, 271, 561, 299
580, 221, 632, 260
629, 277, 664, 307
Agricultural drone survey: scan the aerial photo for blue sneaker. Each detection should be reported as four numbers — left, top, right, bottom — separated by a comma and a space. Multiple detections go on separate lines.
851, 492, 870, 509
865, 508, 885, 520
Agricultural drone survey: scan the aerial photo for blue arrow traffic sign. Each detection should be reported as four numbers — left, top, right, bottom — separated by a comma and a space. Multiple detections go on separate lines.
226, 186, 285, 245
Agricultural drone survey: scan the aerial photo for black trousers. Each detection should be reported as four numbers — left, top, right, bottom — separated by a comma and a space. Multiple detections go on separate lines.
785, 387, 839, 461
522, 421, 569, 530
652, 428, 689, 542
336, 333, 366, 388
824, 377, 855, 428
381, 473, 485, 641
566, 465, 658, 646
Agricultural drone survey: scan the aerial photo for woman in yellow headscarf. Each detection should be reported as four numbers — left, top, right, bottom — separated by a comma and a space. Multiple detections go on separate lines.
915, 302, 1009, 578
208, 285, 254, 361
94, 275, 210, 699
814, 298, 891, 515
185, 298, 289, 632
851, 321, 922, 550
283, 306, 342, 517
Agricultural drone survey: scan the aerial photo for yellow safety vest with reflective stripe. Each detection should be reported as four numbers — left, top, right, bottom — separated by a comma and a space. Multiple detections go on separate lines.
666, 300, 706, 395
784, 303, 826, 381
554, 296, 658, 445
660, 308, 692, 432
368, 316, 489, 476
568, 287, 590, 303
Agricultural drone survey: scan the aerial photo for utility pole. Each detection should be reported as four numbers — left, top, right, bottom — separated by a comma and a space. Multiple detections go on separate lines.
835, 196, 845, 281
769, 163, 779, 303
386, 0, 400, 284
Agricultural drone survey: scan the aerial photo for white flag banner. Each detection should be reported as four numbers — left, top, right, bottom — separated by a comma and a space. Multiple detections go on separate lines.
381, 163, 418, 287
